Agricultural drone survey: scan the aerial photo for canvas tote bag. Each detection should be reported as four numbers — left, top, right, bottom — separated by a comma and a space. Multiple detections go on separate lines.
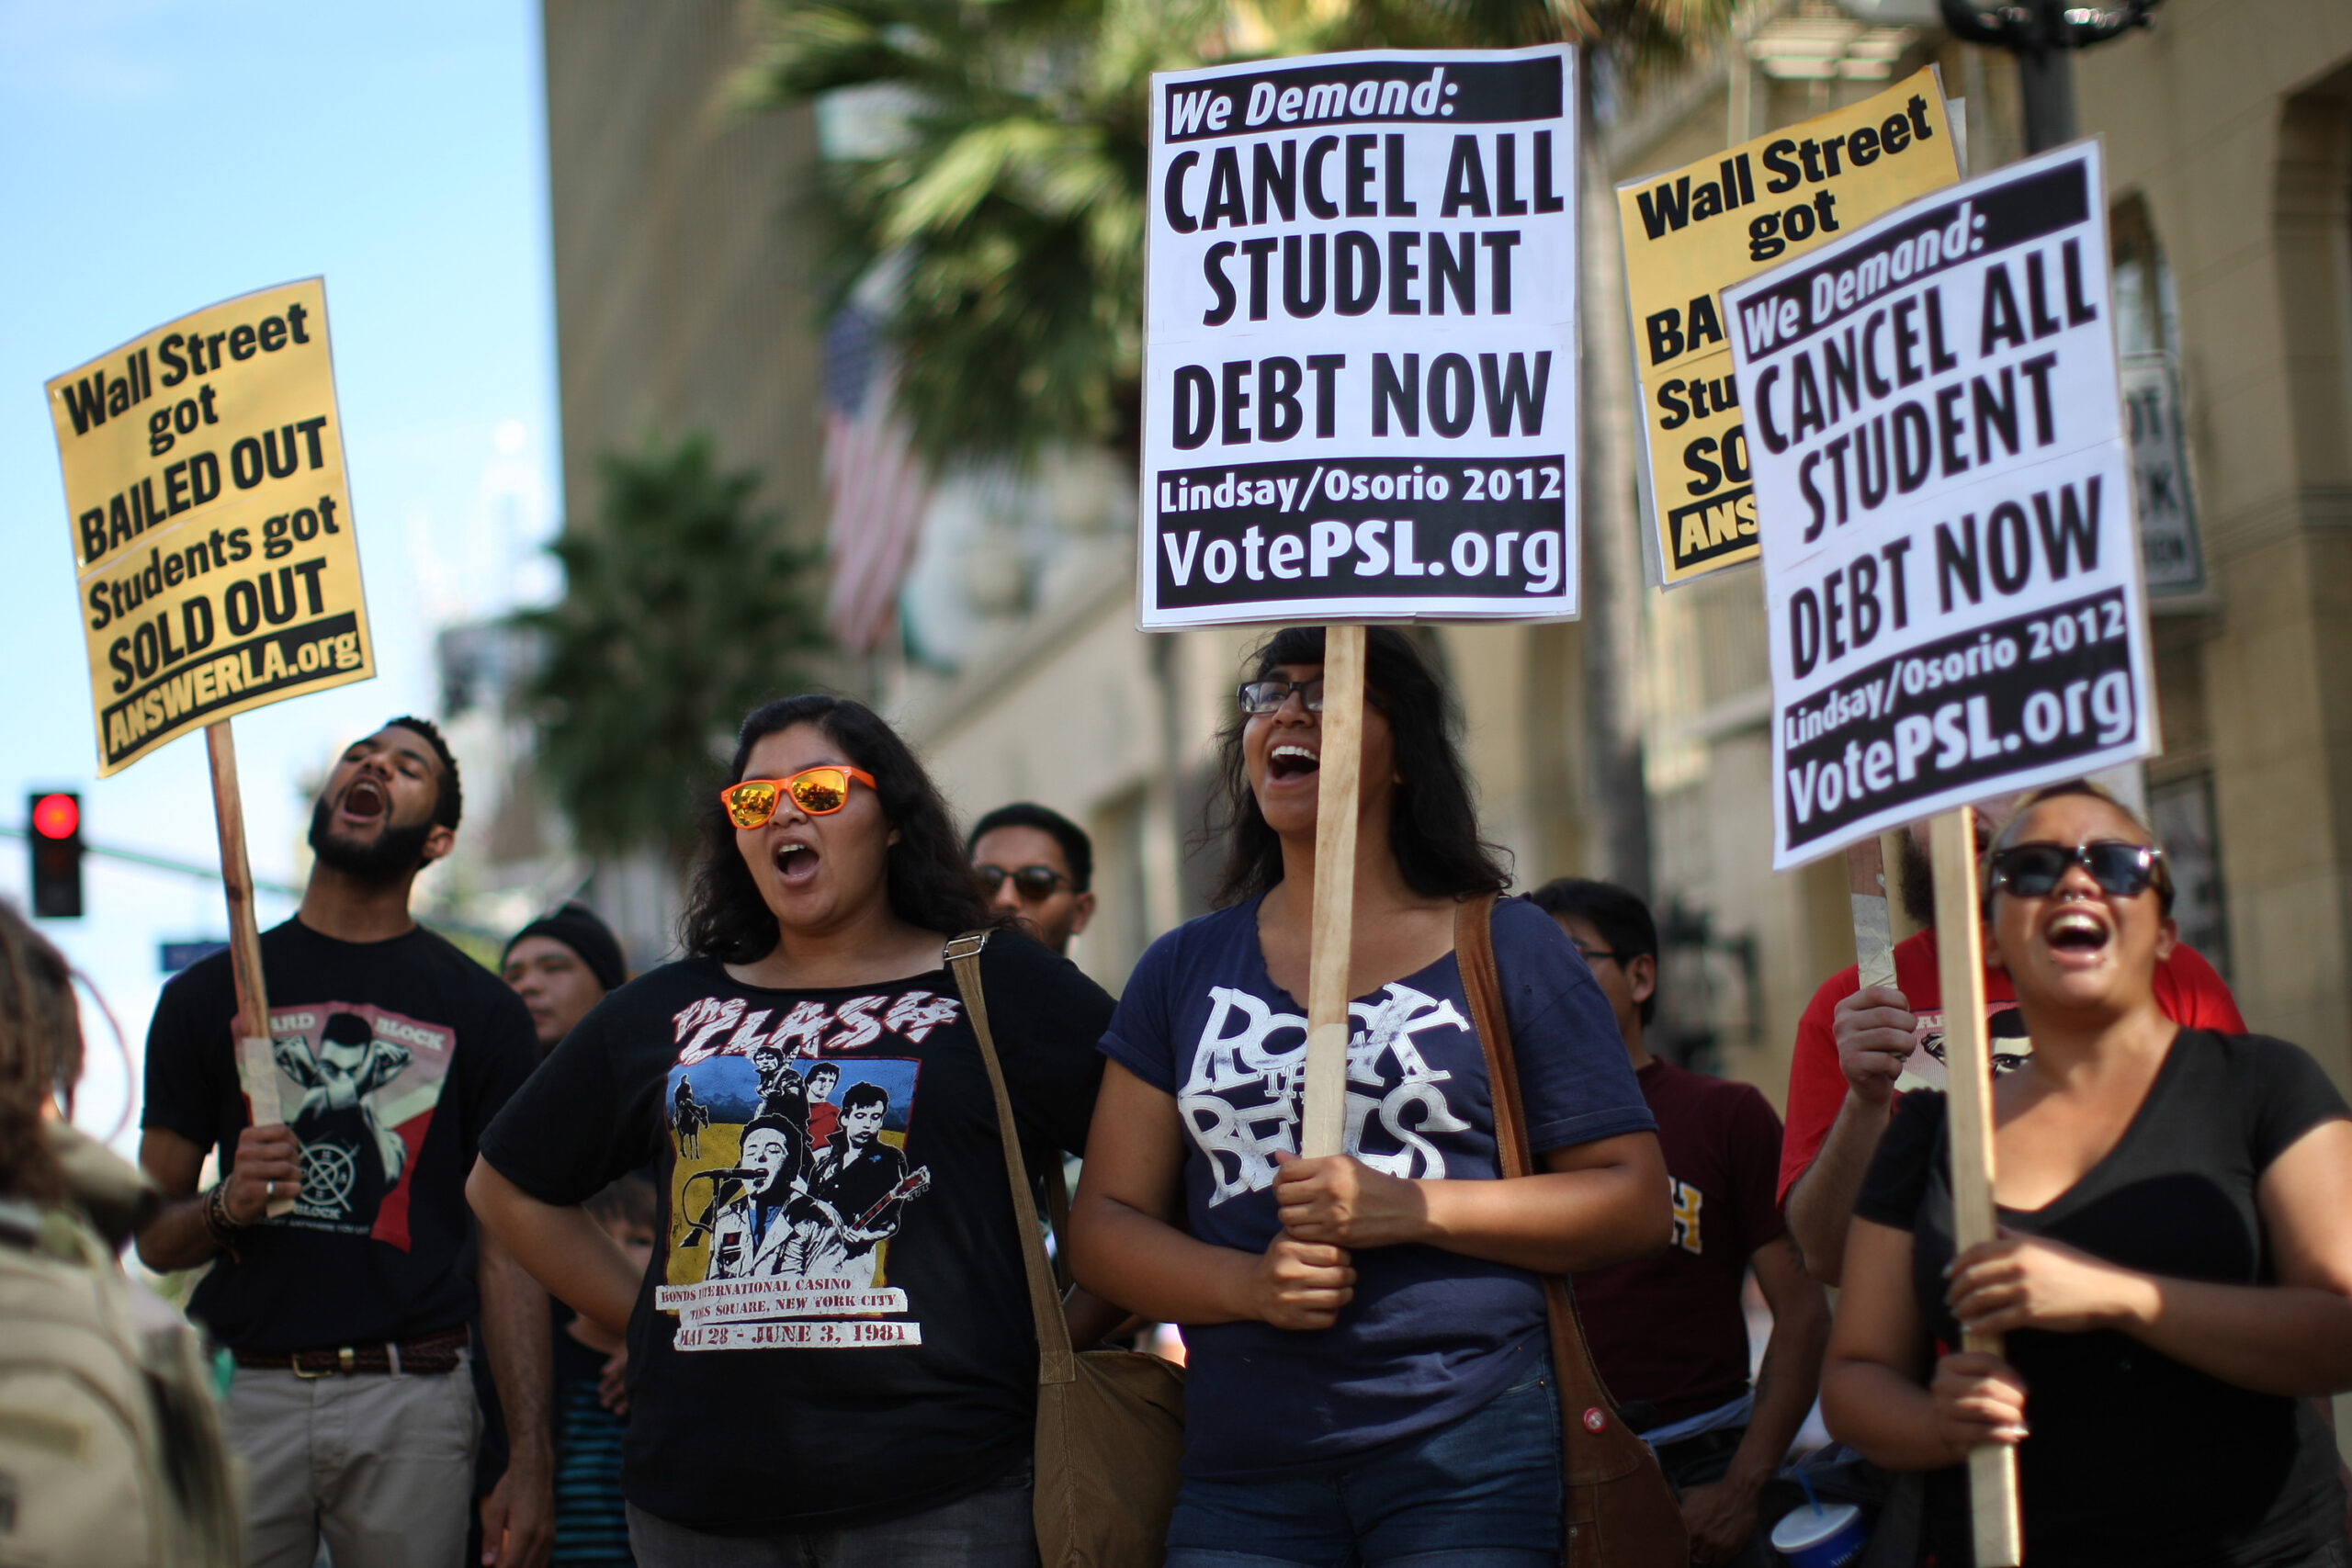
945, 932, 1187, 1568
1454, 895, 1692, 1568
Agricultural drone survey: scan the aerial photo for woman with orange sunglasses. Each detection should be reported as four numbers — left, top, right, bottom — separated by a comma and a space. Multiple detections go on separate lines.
469, 694, 1122, 1565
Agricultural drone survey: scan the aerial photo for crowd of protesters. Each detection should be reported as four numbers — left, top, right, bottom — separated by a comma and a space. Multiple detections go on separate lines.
1, 629, 2347, 1568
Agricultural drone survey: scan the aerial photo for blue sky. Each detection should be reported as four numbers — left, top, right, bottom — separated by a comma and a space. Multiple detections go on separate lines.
0, 1, 559, 1146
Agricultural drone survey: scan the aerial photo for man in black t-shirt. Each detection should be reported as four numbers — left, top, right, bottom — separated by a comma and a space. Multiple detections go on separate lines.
134, 718, 552, 1568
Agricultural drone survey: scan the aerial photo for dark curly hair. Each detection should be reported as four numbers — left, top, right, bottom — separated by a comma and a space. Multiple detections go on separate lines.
680, 695, 994, 963
1209, 627, 1510, 908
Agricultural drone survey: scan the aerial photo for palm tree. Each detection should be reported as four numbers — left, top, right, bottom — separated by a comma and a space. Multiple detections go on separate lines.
516, 434, 827, 862
741, 0, 1738, 895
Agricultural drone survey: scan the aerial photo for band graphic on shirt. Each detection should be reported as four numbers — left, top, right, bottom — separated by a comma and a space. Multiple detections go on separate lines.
1894, 1000, 2029, 1094
1668, 1177, 1703, 1255
264, 1001, 456, 1248
655, 988, 956, 1351
1180, 979, 1476, 1205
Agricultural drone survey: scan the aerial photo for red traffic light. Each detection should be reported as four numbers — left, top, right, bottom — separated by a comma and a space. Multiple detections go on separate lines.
31, 794, 79, 840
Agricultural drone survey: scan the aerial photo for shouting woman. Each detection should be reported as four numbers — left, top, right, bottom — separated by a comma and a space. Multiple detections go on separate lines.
1824, 781, 2352, 1566
469, 694, 1119, 1565
1069, 627, 1668, 1568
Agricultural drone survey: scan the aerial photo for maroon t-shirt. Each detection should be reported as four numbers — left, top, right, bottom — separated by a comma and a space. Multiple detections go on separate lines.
1571, 1058, 1786, 1425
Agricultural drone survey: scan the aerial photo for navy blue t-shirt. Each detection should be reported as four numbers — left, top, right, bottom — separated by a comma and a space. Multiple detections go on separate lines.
1101, 895, 1656, 1478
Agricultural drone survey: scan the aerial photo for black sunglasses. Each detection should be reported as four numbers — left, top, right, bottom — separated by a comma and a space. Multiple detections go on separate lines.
976, 863, 1070, 901
1987, 841, 2163, 901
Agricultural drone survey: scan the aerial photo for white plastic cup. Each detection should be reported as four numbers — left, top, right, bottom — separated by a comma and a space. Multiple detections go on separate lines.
1770, 1501, 1867, 1568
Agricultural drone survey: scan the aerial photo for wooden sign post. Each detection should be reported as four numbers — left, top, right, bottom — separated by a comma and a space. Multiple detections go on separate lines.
1929, 806, 2023, 1567
1299, 626, 1366, 1160
207, 718, 295, 1216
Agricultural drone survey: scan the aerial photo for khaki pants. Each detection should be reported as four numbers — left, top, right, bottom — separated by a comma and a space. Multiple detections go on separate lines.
226, 1352, 481, 1568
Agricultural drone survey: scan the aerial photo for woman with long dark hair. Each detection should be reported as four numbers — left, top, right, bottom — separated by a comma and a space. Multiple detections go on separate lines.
469, 694, 1119, 1564
1823, 782, 2352, 1566
1069, 627, 1668, 1567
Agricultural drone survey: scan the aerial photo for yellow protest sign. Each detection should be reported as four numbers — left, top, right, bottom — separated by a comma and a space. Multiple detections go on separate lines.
1620, 70, 1961, 585
47, 279, 374, 775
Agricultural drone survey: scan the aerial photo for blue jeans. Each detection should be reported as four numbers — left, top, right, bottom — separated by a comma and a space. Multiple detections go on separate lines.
624, 1461, 1035, 1568
1165, 1362, 1563, 1568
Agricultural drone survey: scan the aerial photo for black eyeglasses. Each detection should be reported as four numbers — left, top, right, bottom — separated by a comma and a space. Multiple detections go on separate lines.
1238, 678, 1323, 715
1987, 841, 2163, 900
1573, 947, 1622, 966
976, 863, 1070, 901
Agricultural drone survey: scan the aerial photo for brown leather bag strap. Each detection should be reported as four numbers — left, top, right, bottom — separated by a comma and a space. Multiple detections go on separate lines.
1453, 897, 1645, 1481
945, 931, 1078, 1386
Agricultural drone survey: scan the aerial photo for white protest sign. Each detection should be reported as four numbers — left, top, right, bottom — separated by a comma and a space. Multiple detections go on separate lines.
1725, 141, 2153, 869
1139, 45, 1578, 628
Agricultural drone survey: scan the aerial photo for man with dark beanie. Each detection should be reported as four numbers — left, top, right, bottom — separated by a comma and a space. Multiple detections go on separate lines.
490, 901, 637, 1563
502, 903, 628, 1054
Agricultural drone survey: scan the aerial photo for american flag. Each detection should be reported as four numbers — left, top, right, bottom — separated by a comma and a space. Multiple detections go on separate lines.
822, 305, 933, 652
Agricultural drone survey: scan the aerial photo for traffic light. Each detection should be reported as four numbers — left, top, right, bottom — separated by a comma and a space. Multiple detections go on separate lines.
28, 793, 83, 919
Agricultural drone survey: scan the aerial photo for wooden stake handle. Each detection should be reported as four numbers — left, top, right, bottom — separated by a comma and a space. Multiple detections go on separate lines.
208, 720, 294, 1217
1929, 806, 2023, 1567
1300, 626, 1365, 1160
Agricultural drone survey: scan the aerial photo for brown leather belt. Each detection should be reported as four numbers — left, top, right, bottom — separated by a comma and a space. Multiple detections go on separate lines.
232, 1324, 469, 1378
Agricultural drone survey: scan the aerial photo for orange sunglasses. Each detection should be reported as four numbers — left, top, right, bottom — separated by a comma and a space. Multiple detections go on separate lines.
718, 765, 877, 829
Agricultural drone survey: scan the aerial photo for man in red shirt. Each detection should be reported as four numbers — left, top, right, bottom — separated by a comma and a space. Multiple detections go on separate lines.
1779, 799, 2245, 1284
1537, 879, 1831, 1568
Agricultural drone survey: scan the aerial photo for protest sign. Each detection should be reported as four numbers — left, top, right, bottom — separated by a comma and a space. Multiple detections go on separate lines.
1139, 44, 1579, 629
2120, 353, 2206, 597
1725, 141, 2153, 870
1620, 71, 1961, 587
48, 278, 374, 778
48, 281, 371, 1179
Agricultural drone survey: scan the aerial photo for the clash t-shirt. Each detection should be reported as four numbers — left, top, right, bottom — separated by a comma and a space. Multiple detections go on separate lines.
1101, 895, 1656, 1479
478, 931, 1111, 1535
1572, 1059, 1785, 1425
1776, 929, 2244, 1205
141, 918, 539, 1350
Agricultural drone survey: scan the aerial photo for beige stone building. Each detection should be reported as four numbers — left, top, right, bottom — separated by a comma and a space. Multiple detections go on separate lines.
891, 0, 2352, 1121
2074, 0, 2352, 1082
529, 0, 829, 958
533, 0, 2352, 1110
